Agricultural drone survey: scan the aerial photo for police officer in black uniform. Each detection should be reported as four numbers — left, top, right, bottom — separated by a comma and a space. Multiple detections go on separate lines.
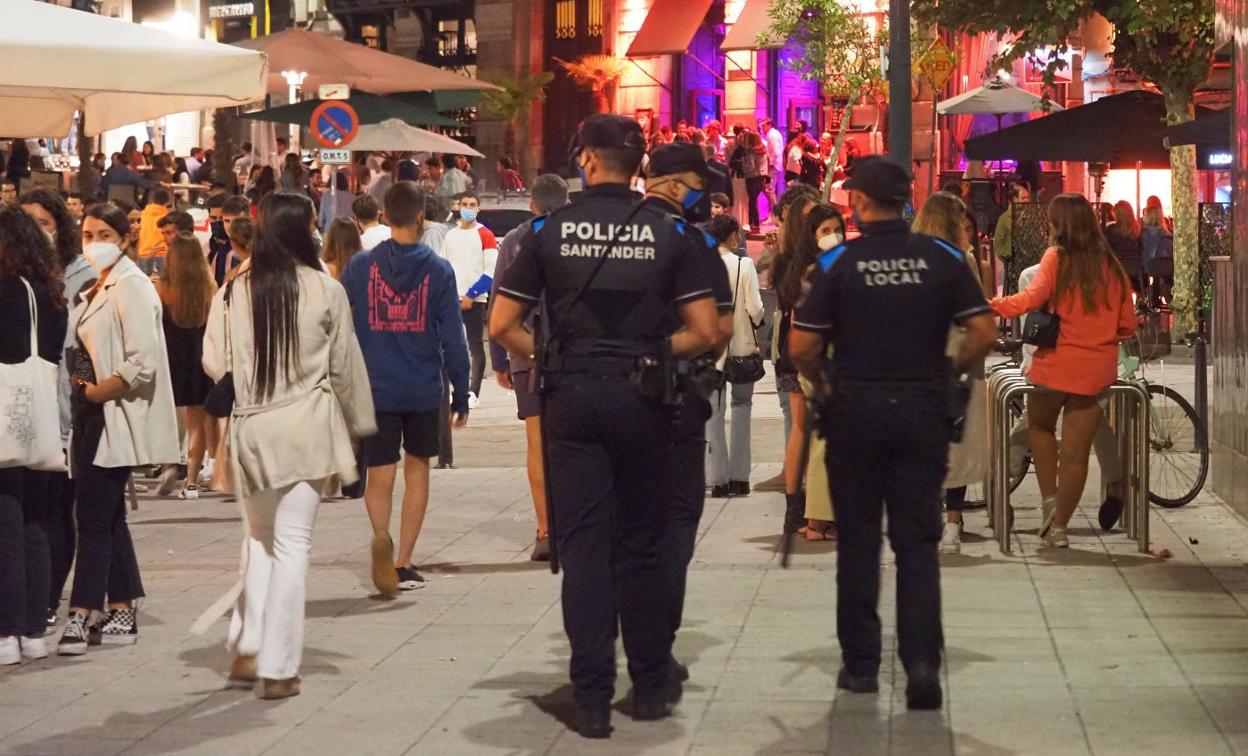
489, 114, 721, 739
787, 156, 996, 710
638, 144, 733, 682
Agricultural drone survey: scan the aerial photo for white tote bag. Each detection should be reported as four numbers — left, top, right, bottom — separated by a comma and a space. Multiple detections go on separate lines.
0, 277, 65, 471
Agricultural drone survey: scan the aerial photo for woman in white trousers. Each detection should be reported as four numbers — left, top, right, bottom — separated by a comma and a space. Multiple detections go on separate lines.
203, 192, 375, 699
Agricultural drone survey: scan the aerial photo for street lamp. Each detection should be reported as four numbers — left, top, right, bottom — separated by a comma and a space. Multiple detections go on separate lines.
281, 70, 308, 152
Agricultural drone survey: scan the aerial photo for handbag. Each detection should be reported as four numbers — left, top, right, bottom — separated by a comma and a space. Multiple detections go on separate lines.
723, 258, 766, 385
204, 281, 236, 419
1021, 303, 1060, 349
0, 277, 65, 471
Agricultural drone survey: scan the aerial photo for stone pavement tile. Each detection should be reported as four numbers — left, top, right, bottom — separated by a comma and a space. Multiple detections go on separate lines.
0, 707, 54, 741
1048, 628, 1170, 661
407, 690, 567, 755
1062, 654, 1189, 688
946, 638, 1059, 666
1085, 732, 1233, 756
946, 660, 1069, 689
692, 699, 831, 753
947, 687, 1086, 756
0, 734, 136, 756
1174, 651, 1248, 686
265, 720, 421, 756
1195, 686, 1248, 734
1073, 686, 1220, 737
541, 699, 709, 756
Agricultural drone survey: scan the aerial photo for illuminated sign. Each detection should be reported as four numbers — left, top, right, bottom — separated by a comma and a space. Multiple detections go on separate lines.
1208, 152, 1233, 167
208, 2, 254, 18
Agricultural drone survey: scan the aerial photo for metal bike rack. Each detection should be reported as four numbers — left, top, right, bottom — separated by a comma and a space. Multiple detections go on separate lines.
985, 370, 1151, 554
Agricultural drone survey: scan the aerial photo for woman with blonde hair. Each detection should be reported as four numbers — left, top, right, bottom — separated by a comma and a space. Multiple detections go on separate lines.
991, 194, 1137, 548
156, 232, 219, 499
321, 217, 363, 279
912, 191, 988, 554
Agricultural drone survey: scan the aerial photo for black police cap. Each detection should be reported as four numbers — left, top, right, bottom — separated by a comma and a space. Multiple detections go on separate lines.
843, 155, 913, 204
579, 114, 647, 152
647, 143, 708, 178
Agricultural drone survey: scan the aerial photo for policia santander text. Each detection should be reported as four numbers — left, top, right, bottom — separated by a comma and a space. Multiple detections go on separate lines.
489, 115, 721, 739
788, 157, 997, 711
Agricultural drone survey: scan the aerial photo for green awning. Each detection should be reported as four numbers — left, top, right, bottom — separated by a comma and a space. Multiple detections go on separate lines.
241, 91, 461, 128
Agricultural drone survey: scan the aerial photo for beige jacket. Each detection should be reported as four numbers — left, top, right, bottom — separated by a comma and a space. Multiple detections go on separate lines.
203, 265, 376, 497
70, 256, 180, 471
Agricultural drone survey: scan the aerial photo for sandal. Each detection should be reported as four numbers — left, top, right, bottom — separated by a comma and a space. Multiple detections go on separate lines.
804, 522, 837, 541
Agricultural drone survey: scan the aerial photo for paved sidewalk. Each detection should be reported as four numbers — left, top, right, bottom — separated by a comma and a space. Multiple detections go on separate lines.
3, 369, 1246, 755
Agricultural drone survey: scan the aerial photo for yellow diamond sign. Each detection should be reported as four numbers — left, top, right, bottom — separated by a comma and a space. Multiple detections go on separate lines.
918, 37, 956, 91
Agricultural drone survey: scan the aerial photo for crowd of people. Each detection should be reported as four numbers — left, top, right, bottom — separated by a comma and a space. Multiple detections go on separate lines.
0, 115, 1140, 738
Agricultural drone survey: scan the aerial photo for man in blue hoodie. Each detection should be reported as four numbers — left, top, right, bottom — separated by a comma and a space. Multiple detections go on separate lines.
341, 181, 471, 596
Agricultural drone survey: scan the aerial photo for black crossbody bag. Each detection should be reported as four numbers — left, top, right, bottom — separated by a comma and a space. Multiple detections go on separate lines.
723, 257, 766, 384
1021, 302, 1060, 349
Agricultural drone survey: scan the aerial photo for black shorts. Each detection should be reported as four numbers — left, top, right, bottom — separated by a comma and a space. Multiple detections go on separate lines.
512, 370, 541, 421
361, 410, 440, 466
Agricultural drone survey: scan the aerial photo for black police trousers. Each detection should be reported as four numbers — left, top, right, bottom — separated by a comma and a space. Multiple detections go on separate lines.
661, 397, 712, 648
821, 382, 949, 678
544, 374, 675, 707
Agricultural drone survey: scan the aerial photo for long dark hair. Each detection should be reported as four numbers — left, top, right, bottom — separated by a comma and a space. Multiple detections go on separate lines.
18, 188, 81, 268
253, 166, 277, 199
1048, 193, 1129, 313
777, 203, 842, 309
249, 192, 319, 401
0, 205, 66, 311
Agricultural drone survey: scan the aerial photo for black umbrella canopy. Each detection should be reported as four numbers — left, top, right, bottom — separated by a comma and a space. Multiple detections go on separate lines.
1165, 108, 1230, 148
965, 90, 1213, 169
240, 91, 462, 128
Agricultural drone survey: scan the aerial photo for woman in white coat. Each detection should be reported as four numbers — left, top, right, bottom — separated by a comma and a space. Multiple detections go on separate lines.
59, 203, 180, 656
912, 192, 989, 555
203, 192, 375, 700
704, 214, 765, 496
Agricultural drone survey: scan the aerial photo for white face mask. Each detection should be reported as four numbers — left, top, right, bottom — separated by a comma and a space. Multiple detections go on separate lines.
817, 231, 843, 252
83, 241, 124, 273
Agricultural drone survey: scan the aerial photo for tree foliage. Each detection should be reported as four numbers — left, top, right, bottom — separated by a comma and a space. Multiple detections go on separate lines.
911, 0, 1215, 110
479, 70, 554, 163
913, 0, 1217, 331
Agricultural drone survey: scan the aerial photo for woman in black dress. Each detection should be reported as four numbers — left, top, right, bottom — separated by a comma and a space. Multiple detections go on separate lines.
156, 232, 217, 499
0, 205, 67, 664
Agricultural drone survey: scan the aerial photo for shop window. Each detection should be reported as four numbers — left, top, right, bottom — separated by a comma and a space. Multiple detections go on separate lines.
554, 0, 576, 39
586, 0, 603, 37
361, 24, 381, 49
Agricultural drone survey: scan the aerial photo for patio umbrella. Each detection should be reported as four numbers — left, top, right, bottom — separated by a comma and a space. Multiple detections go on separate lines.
0, 0, 266, 137
936, 78, 1063, 117
1165, 108, 1230, 148
241, 91, 461, 128
965, 90, 1212, 169
234, 28, 499, 96
344, 119, 483, 157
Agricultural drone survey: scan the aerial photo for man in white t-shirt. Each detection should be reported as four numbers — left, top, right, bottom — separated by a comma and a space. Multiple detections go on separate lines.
759, 116, 786, 206
439, 192, 497, 408
353, 192, 392, 251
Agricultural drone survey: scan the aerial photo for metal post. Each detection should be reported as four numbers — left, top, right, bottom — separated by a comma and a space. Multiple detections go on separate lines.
1194, 329, 1209, 434
887, 0, 912, 170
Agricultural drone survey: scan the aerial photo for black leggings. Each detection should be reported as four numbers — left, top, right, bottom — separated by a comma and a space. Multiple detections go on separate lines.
745, 176, 767, 228
945, 486, 969, 513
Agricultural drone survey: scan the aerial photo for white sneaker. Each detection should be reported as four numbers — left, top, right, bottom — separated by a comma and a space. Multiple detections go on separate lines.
200, 457, 215, 484
177, 485, 200, 500
0, 636, 19, 665
467, 392, 480, 409
1039, 496, 1058, 535
940, 524, 962, 555
20, 636, 48, 660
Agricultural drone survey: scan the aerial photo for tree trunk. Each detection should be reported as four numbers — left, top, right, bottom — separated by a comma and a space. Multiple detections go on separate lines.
1164, 89, 1198, 336
76, 112, 98, 202
212, 108, 239, 194
821, 89, 860, 199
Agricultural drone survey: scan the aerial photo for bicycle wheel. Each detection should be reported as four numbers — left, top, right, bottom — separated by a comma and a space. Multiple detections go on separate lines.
1146, 384, 1208, 507
1007, 396, 1030, 494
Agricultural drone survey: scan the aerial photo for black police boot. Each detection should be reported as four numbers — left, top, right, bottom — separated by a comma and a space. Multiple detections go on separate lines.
783, 492, 806, 534
670, 658, 690, 683
836, 667, 879, 694
905, 663, 943, 710
575, 704, 612, 738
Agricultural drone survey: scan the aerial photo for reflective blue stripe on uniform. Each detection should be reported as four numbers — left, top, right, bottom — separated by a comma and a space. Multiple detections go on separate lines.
701, 229, 716, 248
818, 244, 848, 272
532, 217, 546, 233
674, 219, 687, 235
930, 237, 965, 261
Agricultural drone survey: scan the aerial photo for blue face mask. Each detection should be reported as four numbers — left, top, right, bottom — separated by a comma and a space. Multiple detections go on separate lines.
681, 188, 704, 210
460, 208, 479, 223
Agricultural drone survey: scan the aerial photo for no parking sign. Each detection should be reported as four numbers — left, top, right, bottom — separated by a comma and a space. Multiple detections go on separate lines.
310, 101, 360, 149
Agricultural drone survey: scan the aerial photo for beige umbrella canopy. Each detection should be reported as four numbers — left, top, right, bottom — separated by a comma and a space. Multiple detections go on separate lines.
346, 119, 483, 157
0, 0, 266, 137
235, 29, 499, 96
